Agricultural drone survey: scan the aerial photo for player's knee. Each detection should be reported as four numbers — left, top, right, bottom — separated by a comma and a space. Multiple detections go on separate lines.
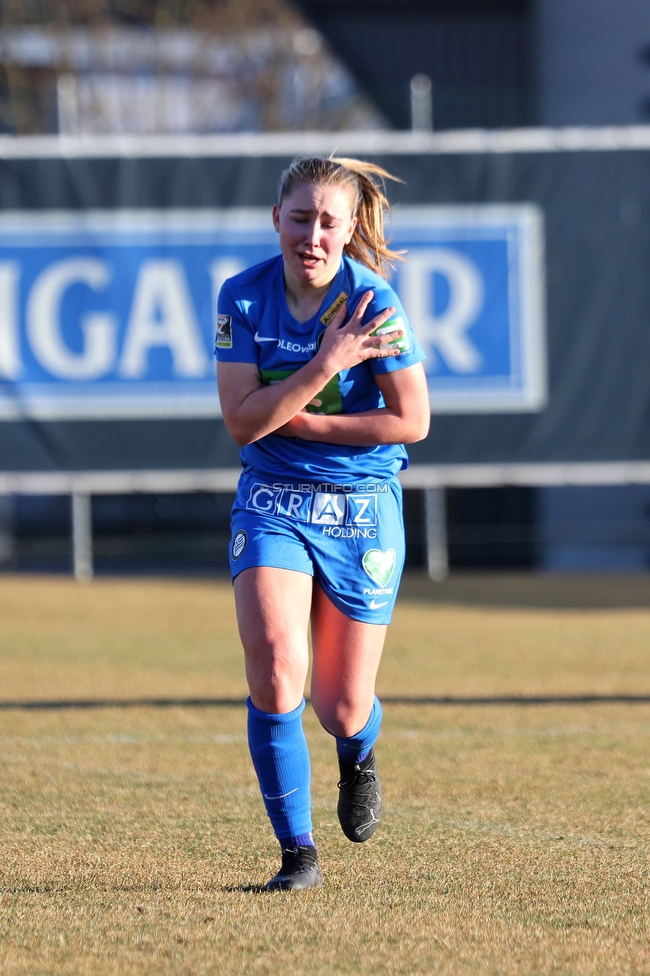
249, 686, 301, 714
312, 697, 369, 738
245, 646, 306, 714
247, 673, 303, 713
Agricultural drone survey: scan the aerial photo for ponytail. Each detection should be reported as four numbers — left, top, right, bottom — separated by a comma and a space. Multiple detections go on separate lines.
277, 155, 405, 279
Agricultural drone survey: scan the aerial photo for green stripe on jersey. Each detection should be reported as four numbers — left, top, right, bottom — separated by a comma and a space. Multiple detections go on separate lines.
260, 369, 343, 415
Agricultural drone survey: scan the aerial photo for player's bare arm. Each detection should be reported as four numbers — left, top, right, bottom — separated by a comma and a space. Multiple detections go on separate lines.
217, 292, 401, 446
275, 361, 430, 445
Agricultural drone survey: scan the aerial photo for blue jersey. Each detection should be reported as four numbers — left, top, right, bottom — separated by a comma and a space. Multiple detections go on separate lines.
215, 254, 426, 482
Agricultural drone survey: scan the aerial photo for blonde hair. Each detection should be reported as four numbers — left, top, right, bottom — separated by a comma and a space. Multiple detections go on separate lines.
277, 155, 404, 279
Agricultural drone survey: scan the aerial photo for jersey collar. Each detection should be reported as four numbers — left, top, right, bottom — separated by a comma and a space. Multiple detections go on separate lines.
276, 258, 349, 333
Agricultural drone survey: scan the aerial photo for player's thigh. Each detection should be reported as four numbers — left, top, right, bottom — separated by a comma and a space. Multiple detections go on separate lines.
309, 479, 405, 625
309, 583, 387, 737
234, 566, 313, 713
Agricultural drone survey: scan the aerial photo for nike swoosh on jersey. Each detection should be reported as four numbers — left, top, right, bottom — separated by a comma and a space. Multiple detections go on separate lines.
254, 331, 278, 343
369, 598, 389, 610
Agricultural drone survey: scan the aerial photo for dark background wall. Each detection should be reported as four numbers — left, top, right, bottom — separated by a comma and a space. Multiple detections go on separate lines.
296, 0, 650, 130
295, 0, 532, 130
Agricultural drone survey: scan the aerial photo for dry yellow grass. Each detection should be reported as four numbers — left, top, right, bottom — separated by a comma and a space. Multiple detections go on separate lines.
1, 573, 650, 975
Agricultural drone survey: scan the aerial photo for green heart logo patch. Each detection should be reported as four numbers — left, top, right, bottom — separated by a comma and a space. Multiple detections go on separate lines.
362, 548, 396, 588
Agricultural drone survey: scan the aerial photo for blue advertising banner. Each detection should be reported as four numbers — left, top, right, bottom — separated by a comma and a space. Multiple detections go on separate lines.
392, 206, 546, 413
0, 205, 546, 420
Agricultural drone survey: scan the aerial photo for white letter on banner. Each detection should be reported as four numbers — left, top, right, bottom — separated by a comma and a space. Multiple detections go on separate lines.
27, 258, 116, 380
119, 260, 207, 378
401, 248, 483, 373
0, 262, 20, 379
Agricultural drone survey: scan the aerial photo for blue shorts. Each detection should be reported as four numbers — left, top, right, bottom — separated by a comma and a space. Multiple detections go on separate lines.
228, 468, 406, 625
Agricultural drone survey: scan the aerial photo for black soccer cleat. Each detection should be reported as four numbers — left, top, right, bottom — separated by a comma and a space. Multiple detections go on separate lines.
337, 748, 382, 843
264, 845, 322, 891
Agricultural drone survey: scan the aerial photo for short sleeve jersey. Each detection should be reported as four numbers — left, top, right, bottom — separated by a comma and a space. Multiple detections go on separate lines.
215, 254, 426, 482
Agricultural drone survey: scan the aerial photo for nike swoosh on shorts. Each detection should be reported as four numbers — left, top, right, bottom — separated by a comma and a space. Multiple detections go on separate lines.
369, 599, 389, 610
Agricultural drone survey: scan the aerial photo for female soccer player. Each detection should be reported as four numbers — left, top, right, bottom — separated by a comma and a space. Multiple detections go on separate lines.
215, 156, 430, 890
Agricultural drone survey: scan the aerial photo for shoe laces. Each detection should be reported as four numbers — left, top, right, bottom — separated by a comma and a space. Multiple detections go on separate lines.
338, 763, 378, 795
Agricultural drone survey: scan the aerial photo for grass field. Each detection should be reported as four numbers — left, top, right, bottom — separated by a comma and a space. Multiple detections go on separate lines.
1, 573, 650, 975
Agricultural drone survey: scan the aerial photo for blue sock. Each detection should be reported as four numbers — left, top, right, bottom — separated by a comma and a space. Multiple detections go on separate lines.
333, 696, 383, 764
246, 697, 314, 849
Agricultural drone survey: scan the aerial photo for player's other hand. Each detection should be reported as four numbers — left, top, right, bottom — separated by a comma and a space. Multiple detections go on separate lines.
316, 291, 403, 375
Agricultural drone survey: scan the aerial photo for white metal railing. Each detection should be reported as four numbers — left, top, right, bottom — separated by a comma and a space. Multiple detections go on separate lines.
3, 461, 650, 582
0, 125, 649, 159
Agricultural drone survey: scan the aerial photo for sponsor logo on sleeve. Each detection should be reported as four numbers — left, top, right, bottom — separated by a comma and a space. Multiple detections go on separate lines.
231, 529, 247, 560
320, 291, 348, 327
372, 315, 411, 355
215, 314, 233, 349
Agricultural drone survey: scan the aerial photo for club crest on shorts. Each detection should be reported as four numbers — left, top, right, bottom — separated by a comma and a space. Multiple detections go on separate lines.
232, 529, 247, 560
362, 548, 396, 588
215, 314, 233, 349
